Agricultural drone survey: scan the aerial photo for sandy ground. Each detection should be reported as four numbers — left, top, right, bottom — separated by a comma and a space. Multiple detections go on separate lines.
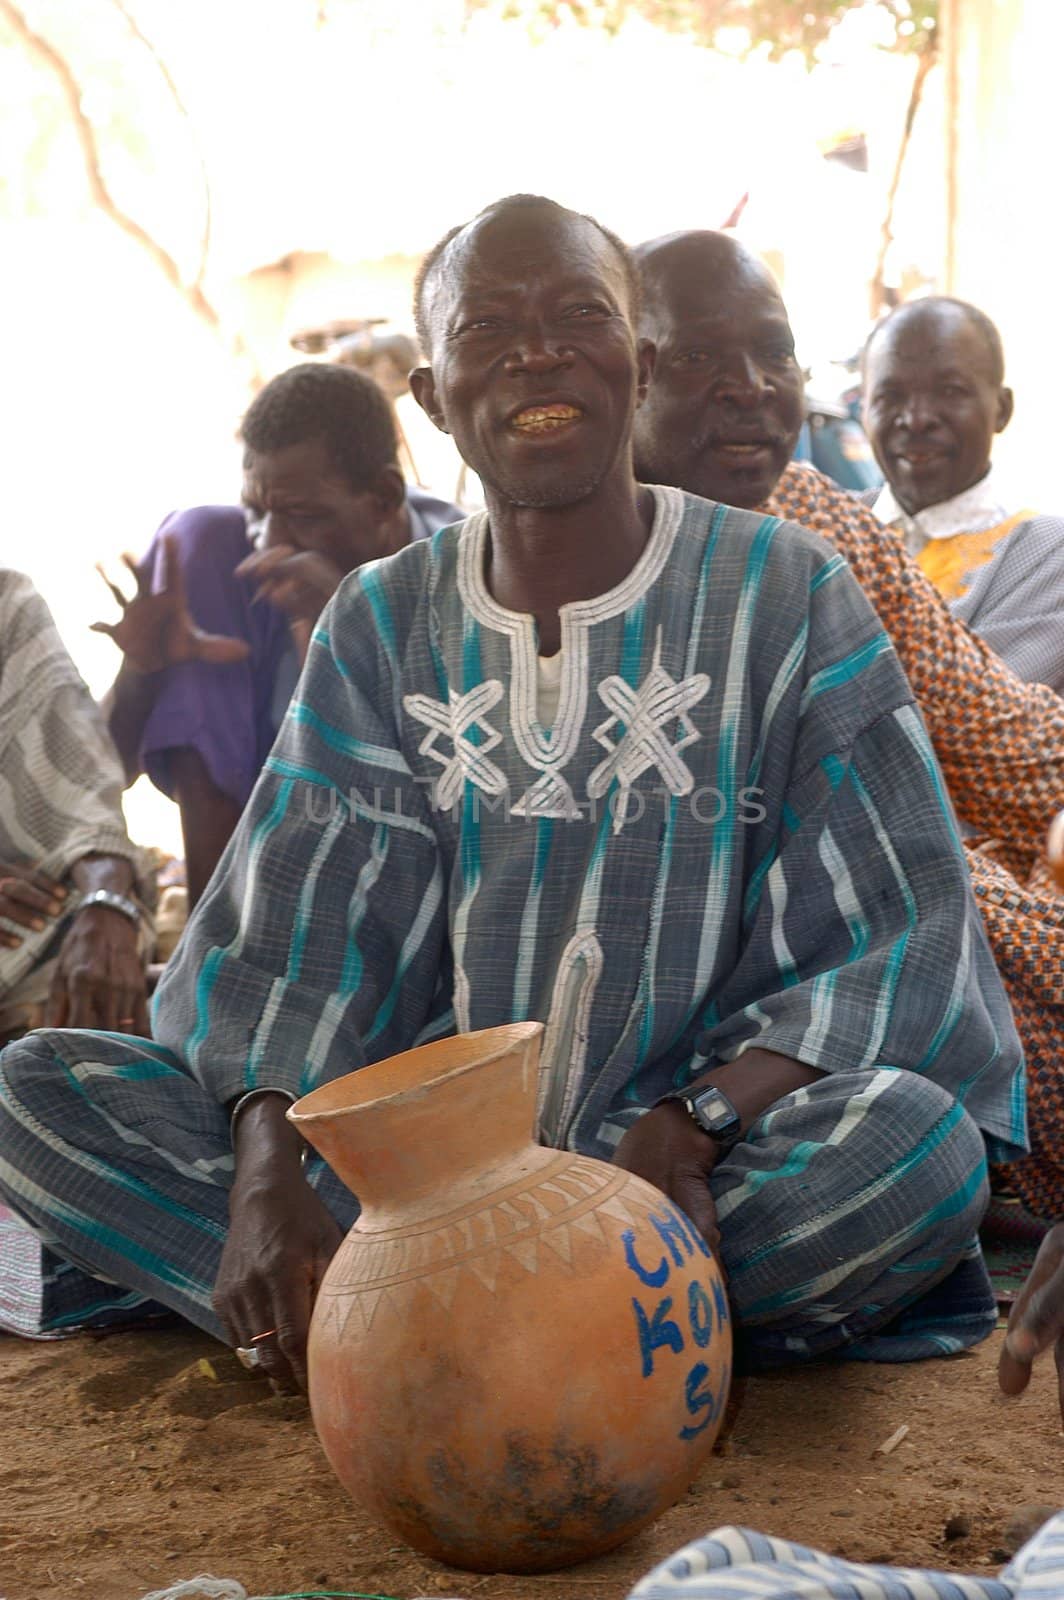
1, 1321, 1060, 1600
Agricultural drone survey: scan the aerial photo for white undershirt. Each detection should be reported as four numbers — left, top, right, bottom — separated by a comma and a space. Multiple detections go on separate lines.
536, 650, 563, 726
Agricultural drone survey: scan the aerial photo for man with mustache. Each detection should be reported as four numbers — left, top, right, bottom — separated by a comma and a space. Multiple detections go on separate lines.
863, 297, 1064, 693
0, 197, 1023, 1393
632, 228, 1064, 1223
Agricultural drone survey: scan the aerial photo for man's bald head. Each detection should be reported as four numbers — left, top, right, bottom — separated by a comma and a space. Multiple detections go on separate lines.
414, 194, 639, 358
636, 230, 783, 340
861, 295, 1013, 515
863, 296, 1005, 388
632, 229, 805, 509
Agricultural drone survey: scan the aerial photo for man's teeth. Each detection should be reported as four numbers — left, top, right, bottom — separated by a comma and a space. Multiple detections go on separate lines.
512, 405, 581, 433
719, 442, 766, 454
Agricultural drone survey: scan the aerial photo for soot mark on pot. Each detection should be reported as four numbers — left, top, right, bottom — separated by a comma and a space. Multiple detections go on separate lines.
423, 1430, 656, 1547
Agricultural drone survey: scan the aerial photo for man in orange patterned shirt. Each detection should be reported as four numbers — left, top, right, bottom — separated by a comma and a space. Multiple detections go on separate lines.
633, 227, 1064, 1219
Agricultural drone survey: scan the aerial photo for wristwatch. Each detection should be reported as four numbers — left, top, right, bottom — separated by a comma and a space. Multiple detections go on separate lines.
75, 888, 142, 928
666, 1083, 743, 1151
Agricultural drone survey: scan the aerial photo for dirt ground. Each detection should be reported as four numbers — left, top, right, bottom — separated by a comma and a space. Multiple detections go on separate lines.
0, 1320, 1060, 1600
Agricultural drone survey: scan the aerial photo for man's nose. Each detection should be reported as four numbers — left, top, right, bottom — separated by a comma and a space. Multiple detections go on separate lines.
896, 393, 938, 432
712, 355, 773, 408
505, 320, 572, 375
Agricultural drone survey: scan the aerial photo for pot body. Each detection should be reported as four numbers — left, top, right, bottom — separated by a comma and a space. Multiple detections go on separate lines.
291, 1023, 731, 1574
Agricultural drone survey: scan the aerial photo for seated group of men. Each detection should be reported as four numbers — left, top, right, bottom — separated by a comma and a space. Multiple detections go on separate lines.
0, 198, 1061, 1435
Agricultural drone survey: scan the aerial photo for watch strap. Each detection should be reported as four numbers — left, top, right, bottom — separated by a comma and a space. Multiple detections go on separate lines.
75, 888, 142, 928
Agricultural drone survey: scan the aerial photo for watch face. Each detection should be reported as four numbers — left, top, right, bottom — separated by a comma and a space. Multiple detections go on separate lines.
690, 1087, 741, 1139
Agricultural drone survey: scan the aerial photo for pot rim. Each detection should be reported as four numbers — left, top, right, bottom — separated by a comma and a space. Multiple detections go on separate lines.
287, 1020, 544, 1126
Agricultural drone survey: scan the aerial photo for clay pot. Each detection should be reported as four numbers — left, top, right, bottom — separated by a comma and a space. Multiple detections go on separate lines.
289, 1022, 731, 1574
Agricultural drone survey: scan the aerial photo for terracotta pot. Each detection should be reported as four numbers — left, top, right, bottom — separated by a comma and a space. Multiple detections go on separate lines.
289, 1022, 732, 1574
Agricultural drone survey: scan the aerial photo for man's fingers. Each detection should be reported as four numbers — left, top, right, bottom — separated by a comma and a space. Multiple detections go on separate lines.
44, 980, 67, 1029
158, 532, 188, 604
235, 545, 297, 580
131, 987, 151, 1037
672, 1166, 721, 1253
121, 550, 154, 601
1008, 1250, 1064, 1358
998, 1339, 1035, 1396
0, 878, 64, 921
89, 620, 119, 640
95, 562, 129, 611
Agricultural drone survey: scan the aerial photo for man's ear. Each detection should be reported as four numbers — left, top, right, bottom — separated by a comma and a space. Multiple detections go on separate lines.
370, 463, 407, 515
410, 366, 450, 434
996, 386, 1015, 435
635, 338, 656, 408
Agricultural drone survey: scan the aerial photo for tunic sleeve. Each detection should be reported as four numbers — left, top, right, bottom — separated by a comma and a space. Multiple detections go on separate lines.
698, 552, 1026, 1162
769, 468, 1064, 860
953, 514, 1064, 696
151, 568, 448, 1107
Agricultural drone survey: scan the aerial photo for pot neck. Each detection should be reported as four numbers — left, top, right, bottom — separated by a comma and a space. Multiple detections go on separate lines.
292, 1024, 546, 1226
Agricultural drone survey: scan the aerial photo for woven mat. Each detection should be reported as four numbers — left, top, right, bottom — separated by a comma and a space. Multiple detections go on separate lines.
980, 1195, 1050, 1308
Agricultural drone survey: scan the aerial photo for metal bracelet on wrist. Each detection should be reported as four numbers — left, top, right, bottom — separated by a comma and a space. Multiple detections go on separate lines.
229, 1088, 307, 1166
74, 888, 142, 928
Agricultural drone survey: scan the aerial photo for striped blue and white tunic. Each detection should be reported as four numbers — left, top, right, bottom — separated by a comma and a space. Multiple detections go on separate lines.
153, 486, 1025, 1163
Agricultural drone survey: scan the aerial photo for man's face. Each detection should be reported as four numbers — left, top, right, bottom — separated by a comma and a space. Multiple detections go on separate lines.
241, 437, 394, 573
862, 311, 1013, 515
411, 207, 650, 510
633, 252, 805, 509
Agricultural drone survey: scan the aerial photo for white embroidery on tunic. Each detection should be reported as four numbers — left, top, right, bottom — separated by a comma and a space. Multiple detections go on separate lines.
587, 630, 710, 830
511, 771, 584, 821
403, 682, 508, 811
536, 931, 604, 1148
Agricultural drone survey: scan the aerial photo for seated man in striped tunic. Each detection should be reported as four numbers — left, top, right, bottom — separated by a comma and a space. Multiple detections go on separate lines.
630, 229, 1064, 1224
0, 195, 1025, 1390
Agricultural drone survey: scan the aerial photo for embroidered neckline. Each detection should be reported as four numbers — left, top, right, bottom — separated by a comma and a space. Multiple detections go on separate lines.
457, 484, 684, 633
453, 487, 685, 803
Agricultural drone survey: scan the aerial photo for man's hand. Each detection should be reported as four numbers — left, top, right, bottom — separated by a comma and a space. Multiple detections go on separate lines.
0, 863, 67, 949
613, 1100, 721, 1253
92, 534, 250, 674
47, 904, 148, 1033
999, 1221, 1064, 1424
234, 545, 344, 627
214, 1094, 343, 1392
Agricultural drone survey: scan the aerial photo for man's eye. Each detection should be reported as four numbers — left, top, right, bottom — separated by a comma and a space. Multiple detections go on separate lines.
674, 350, 712, 366
563, 303, 610, 319
457, 317, 500, 335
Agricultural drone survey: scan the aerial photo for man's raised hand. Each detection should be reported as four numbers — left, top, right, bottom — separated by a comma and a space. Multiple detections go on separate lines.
92, 533, 250, 674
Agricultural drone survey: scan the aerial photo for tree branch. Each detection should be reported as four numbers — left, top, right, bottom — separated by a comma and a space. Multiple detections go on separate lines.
0, 0, 223, 333
869, 28, 938, 315
106, 0, 213, 285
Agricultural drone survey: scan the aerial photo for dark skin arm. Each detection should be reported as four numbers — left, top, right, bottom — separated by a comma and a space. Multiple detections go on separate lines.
169, 748, 243, 908
102, 669, 162, 787
213, 1092, 342, 1393
613, 1049, 825, 1254
47, 853, 149, 1033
